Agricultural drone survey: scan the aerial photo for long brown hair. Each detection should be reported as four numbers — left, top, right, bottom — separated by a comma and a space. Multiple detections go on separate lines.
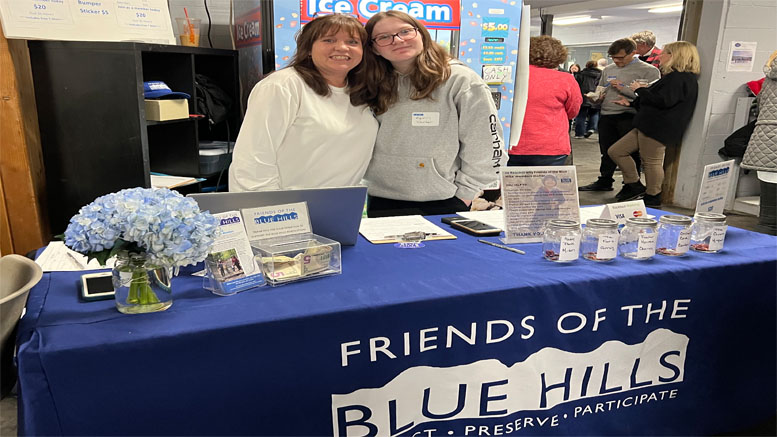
350, 11, 451, 115
287, 14, 369, 97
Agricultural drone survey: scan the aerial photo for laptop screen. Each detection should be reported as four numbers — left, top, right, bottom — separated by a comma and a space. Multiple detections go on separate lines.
187, 186, 367, 246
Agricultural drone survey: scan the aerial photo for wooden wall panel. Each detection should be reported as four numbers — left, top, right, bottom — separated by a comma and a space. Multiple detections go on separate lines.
0, 24, 49, 255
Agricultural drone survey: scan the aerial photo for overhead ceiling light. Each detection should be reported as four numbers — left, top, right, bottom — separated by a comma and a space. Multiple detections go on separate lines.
648, 4, 683, 13
553, 15, 599, 25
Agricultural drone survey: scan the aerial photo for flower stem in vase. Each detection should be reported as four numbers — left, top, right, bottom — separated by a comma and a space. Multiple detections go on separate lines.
114, 253, 171, 314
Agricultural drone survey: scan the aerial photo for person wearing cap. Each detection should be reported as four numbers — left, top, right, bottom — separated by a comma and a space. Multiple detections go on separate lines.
228, 14, 377, 192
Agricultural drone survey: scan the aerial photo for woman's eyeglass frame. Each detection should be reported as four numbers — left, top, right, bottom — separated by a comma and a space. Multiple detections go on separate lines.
371, 27, 419, 47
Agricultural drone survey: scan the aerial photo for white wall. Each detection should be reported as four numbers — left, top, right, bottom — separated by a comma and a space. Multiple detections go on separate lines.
674, 0, 777, 208
551, 16, 681, 48
168, 0, 233, 49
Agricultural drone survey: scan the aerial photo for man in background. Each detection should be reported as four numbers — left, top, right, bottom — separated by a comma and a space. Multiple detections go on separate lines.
579, 38, 660, 194
631, 30, 662, 69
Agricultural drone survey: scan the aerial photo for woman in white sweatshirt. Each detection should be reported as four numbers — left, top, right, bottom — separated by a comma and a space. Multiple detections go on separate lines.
229, 14, 377, 192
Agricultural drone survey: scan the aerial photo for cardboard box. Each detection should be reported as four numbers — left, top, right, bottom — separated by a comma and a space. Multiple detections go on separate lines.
144, 99, 189, 121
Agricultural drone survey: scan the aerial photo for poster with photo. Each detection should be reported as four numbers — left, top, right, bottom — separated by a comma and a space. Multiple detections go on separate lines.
727, 41, 756, 72
501, 166, 580, 243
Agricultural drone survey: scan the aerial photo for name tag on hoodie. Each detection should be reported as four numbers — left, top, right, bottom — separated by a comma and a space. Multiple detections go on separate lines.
411, 112, 440, 126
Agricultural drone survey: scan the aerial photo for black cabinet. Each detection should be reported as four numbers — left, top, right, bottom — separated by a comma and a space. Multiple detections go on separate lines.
28, 41, 241, 234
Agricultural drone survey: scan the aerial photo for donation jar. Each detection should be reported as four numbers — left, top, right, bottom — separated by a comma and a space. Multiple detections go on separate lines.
618, 217, 658, 260
543, 219, 581, 262
581, 218, 619, 262
690, 212, 728, 253
656, 215, 693, 256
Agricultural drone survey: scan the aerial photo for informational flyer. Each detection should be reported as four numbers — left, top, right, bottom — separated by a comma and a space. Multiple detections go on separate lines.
501, 166, 580, 244
241, 202, 311, 241
206, 211, 265, 294
0, 0, 175, 44
695, 160, 735, 214
727, 41, 757, 72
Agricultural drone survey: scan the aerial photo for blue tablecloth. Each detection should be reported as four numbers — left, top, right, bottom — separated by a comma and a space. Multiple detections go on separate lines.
17, 211, 777, 436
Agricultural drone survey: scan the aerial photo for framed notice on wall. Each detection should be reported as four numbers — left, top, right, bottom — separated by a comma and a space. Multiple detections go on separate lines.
0, 0, 175, 44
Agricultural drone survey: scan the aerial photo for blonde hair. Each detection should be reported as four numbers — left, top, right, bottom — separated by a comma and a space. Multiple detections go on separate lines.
767, 50, 777, 68
661, 41, 700, 75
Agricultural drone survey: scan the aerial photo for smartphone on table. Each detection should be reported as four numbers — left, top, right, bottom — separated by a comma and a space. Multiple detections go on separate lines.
80, 272, 116, 301
441, 216, 502, 237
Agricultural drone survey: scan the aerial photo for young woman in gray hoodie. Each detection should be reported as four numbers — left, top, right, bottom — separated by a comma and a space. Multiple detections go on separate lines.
352, 11, 503, 217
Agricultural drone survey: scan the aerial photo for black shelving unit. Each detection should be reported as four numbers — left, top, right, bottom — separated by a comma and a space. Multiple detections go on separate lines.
28, 41, 241, 234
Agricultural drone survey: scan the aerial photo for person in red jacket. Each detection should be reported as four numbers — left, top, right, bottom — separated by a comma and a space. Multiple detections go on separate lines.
508, 36, 582, 166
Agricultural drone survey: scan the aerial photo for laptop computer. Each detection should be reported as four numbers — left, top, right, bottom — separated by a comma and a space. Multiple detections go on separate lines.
187, 186, 367, 246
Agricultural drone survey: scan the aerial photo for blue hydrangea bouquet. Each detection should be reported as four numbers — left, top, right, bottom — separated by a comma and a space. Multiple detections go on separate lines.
64, 187, 219, 312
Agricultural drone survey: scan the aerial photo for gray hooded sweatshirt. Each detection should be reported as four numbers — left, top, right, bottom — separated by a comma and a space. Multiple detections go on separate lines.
364, 60, 503, 202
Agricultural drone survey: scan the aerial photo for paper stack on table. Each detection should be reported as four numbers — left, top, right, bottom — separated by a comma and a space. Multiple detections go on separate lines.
359, 215, 455, 244
35, 241, 114, 272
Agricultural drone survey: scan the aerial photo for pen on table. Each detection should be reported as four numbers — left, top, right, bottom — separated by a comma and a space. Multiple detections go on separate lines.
477, 239, 525, 255
66, 252, 87, 269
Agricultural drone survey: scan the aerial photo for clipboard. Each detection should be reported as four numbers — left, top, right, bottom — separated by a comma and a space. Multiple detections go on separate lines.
359, 215, 457, 244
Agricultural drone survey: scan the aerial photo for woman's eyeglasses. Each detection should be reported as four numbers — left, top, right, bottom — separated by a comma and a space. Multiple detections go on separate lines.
372, 28, 418, 47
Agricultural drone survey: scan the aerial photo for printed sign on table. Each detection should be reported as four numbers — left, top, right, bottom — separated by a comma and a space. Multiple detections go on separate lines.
241, 202, 311, 241
0, 0, 175, 44
600, 200, 649, 225
500, 166, 580, 243
695, 160, 734, 214
333, 304, 692, 436
206, 211, 265, 293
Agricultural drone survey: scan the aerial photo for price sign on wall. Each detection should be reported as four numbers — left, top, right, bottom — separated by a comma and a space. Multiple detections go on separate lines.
0, 0, 175, 44
481, 16, 509, 38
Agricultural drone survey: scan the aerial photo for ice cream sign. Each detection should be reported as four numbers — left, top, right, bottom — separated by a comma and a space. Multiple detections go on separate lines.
300, 0, 461, 30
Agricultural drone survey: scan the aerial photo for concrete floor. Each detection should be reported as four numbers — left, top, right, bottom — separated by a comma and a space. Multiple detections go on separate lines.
0, 135, 765, 437
0, 396, 15, 436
